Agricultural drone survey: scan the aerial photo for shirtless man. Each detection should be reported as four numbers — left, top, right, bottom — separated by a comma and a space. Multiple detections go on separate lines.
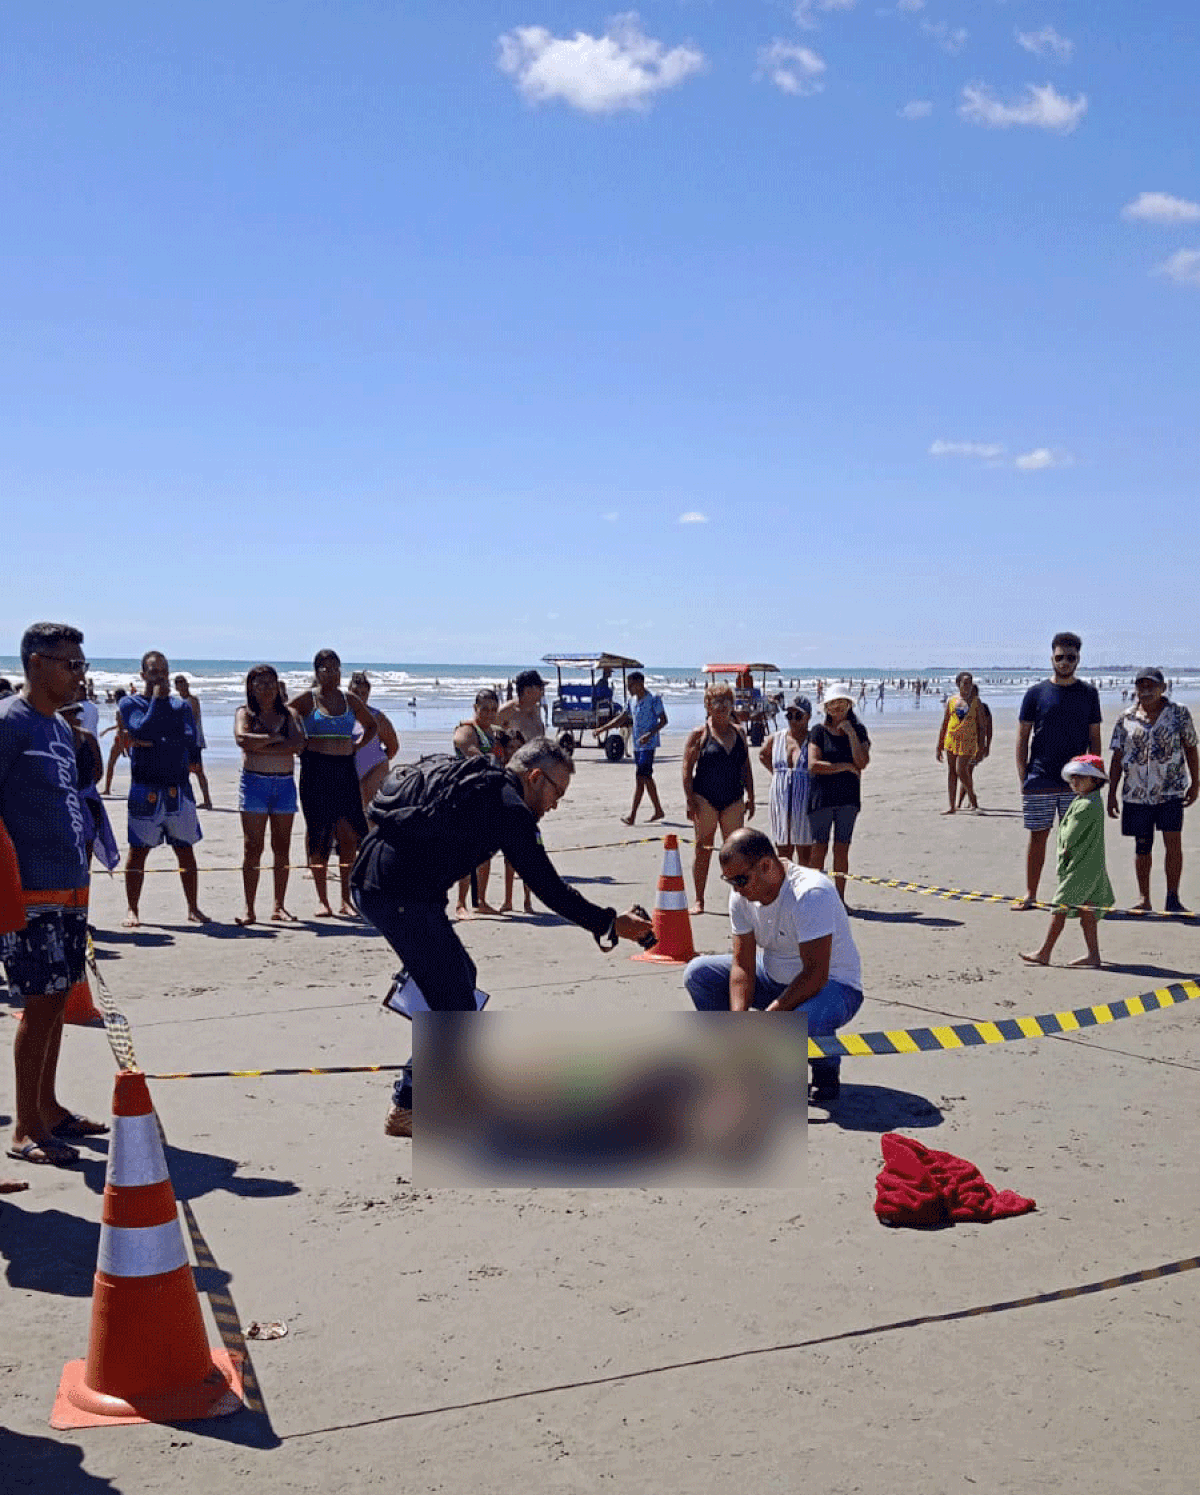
174, 674, 213, 810
496, 669, 548, 744
453, 690, 502, 917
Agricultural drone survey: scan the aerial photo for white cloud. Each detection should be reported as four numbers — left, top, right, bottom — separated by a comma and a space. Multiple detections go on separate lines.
929, 440, 1005, 460
757, 41, 827, 96
678, 511, 709, 524
602, 511, 619, 522
922, 20, 968, 54
1015, 448, 1073, 471
1122, 191, 1200, 225
1156, 249, 1200, 286
794, 0, 856, 29
496, 13, 705, 114
1016, 26, 1074, 61
897, 0, 925, 12
960, 82, 1087, 133
899, 99, 933, 120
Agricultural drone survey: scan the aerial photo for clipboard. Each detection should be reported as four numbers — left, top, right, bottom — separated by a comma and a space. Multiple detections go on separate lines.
381, 970, 490, 1019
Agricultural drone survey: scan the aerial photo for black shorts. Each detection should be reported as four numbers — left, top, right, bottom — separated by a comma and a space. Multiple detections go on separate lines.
1121, 799, 1184, 856
0, 907, 89, 998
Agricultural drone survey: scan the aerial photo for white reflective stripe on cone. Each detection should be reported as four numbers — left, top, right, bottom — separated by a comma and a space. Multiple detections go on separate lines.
108, 1111, 169, 1189
98, 1219, 189, 1278
663, 849, 683, 877
656, 891, 689, 911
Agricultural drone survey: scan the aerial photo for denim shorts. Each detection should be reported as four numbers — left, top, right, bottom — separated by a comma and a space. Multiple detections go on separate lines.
0, 905, 89, 998
239, 770, 299, 817
808, 803, 859, 846
1023, 791, 1075, 833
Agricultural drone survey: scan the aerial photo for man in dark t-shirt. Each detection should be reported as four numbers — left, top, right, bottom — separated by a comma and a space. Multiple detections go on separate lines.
1014, 632, 1103, 909
1, 622, 107, 1174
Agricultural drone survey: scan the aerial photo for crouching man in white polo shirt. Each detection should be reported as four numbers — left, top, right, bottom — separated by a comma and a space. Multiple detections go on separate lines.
683, 827, 864, 1106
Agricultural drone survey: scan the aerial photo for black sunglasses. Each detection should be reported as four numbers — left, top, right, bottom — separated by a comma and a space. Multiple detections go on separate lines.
721, 870, 753, 889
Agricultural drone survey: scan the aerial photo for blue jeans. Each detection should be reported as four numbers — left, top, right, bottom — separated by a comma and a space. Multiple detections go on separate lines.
353, 890, 479, 1108
683, 953, 863, 1082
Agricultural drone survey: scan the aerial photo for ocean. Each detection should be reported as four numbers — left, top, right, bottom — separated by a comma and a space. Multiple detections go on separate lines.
3, 656, 1196, 767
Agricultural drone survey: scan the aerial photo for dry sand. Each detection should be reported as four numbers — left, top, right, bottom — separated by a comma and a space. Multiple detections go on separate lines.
3, 715, 1200, 1493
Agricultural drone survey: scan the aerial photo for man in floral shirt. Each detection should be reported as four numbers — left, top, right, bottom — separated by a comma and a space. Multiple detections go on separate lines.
1107, 669, 1199, 913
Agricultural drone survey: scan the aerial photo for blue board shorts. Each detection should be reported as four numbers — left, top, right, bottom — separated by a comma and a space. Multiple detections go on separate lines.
239, 770, 299, 816
127, 782, 202, 849
634, 749, 656, 777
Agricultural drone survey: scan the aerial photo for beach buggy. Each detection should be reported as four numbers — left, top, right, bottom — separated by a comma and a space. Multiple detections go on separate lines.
542, 652, 642, 759
702, 662, 781, 746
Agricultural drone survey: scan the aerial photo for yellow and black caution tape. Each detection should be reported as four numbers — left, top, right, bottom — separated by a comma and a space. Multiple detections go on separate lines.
86, 934, 140, 1073
808, 977, 1200, 1057
841, 870, 1200, 920
129, 978, 1200, 1077
149, 1063, 404, 1080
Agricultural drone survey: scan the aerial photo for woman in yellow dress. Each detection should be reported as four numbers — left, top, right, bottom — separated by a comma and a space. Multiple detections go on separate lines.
936, 671, 984, 814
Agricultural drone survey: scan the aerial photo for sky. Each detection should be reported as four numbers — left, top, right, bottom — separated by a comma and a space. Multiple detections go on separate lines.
2, 1, 1197, 668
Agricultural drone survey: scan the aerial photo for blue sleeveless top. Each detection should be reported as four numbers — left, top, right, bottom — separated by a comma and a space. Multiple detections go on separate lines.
303, 692, 356, 741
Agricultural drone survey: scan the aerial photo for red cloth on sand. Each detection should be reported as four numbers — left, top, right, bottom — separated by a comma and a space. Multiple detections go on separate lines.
874, 1132, 1036, 1227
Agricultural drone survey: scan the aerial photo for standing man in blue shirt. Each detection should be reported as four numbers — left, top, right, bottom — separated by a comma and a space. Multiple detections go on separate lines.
118, 651, 208, 927
1, 622, 108, 1171
1014, 632, 1103, 910
595, 670, 668, 825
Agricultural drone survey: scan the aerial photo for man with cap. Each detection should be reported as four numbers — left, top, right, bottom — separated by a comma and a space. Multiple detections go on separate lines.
683, 827, 864, 1104
1107, 669, 1198, 913
496, 668, 548, 747
1014, 632, 1103, 910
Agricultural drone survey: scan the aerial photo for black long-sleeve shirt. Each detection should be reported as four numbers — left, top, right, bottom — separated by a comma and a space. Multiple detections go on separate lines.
351, 768, 614, 939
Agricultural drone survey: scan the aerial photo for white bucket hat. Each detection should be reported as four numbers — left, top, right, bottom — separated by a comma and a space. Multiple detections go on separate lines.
823, 684, 856, 708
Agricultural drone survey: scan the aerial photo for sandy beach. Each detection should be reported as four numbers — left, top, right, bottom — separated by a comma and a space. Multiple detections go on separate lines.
4, 713, 1199, 1493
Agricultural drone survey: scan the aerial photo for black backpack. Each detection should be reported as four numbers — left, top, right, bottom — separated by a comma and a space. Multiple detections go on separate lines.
365, 753, 507, 846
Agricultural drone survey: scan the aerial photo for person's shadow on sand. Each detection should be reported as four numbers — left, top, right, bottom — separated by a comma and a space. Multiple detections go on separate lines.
0, 1203, 100, 1296
0, 1429, 123, 1492
71, 1136, 299, 1204
809, 1083, 944, 1132
850, 910, 963, 928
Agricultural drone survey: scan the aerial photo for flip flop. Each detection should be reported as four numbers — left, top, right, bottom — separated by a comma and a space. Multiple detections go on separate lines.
7, 1139, 79, 1167
51, 1114, 110, 1139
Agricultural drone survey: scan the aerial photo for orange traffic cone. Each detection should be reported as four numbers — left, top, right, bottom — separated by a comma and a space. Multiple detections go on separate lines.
633, 834, 696, 965
51, 1070, 243, 1429
63, 976, 104, 1028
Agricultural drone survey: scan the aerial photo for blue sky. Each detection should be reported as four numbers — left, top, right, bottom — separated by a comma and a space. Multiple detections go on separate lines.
2, 2, 1197, 667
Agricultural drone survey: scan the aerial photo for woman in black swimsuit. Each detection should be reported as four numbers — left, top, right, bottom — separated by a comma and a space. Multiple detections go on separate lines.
682, 683, 756, 914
